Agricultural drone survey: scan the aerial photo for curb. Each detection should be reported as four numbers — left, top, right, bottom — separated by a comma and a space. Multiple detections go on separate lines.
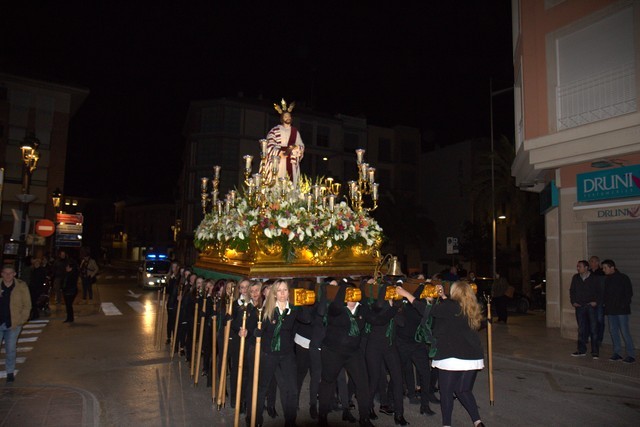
494, 353, 640, 389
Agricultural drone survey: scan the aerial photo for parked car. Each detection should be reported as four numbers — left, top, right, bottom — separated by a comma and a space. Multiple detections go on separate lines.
138, 254, 170, 289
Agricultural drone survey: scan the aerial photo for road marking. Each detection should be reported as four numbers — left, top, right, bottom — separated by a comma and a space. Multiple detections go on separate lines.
0, 370, 19, 378
1, 347, 33, 353
24, 324, 43, 329
126, 301, 149, 314
101, 302, 122, 316
28, 319, 49, 324
21, 329, 42, 335
18, 337, 38, 343
0, 357, 26, 365
127, 290, 142, 298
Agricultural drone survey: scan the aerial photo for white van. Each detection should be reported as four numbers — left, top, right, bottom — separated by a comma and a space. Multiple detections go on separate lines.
138, 254, 171, 289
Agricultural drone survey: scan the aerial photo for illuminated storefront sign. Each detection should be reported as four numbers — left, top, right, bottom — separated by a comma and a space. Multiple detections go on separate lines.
577, 165, 640, 202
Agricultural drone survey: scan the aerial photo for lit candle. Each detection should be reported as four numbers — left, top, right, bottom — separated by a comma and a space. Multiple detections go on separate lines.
213, 165, 221, 180
372, 183, 379, 200
355, 148, 365, 164
328, 194, 335, 212
271, 155, 279, 174
243, 154, 253, 171
224, 199, 230, 214
260, 139, 268, 157
360, 163, 368, 179
201, 177, 209, 192
312, 185, 320, 201
216, 200, 223, 215
348, 181, 357, 196
306, 194, 312, 211
367, 167, 376, 184
229, 190, 236, 206
253, 173, 262, 188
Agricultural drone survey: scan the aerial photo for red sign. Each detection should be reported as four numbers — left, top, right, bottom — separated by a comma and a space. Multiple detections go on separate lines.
35, 219, 56, 237
56, 213, 84, 224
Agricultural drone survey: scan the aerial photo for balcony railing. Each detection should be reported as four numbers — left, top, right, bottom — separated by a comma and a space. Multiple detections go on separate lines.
556, 62, 636, 131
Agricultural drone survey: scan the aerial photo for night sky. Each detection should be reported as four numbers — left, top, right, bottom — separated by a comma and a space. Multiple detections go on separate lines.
1, 2, 514, 198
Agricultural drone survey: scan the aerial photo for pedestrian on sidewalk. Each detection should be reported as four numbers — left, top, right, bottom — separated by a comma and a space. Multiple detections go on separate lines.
79, 248, 99, 304
492, 271, 510, 323
569, 260, 599, 358
51, 250, 68, 305
602, 259, 635, 364
0, 264, 32, 383
62, 260, 79, 323
589, 256, 606, 348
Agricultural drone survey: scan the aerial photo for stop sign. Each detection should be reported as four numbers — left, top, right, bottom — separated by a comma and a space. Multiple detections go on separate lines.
35, 219, 55, 237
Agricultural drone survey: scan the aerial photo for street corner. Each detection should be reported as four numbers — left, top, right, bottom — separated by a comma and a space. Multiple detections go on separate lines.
0, 385, 99, 427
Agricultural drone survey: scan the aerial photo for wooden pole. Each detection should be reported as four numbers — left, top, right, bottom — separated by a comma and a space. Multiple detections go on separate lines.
194, 297, 207, 386
234, 306, 248, 426
250, 307, 263, 427
156, 287, 166, 350
190, 300, 199, 378
154, 288, 161, 347
487, 296, 495, 405
212, 298, 218, 404
170, 284, 184, 360
217, 288, 234, 410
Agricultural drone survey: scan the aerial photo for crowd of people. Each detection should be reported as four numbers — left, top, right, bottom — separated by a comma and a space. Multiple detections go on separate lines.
164, 263, 487, 427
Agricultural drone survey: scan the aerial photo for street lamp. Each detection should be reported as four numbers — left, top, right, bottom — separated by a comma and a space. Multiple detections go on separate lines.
489, 80, 513, 278
16, 132, 40, 278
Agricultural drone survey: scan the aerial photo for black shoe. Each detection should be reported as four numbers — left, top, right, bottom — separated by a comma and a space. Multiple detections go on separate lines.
427, 393, 440, 404
359, 418, 375, 427
309, 404, 318, 420
369, 409, 378, 420
342, 409, 357, 423
6, 373, 14, 383
379, 405, 394, 416
394, 415, 409, 425
420, 406, 436, 416
266, 406, 278, 418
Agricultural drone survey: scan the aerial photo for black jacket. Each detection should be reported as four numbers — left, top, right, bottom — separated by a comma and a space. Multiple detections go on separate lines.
430, 299, 483, 361
322, 285, 370, 354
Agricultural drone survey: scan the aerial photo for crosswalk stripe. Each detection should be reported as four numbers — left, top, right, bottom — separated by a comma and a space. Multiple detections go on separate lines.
24, 324, 44, 329
126, 301, 147, 314
28, 319, 49, 324
0, 357, 26, 365
101, 302, 122, 316
0, 370, 19, 378
21, 329, 42, 335
18, 337, 38, 343
1, 347, 33, 353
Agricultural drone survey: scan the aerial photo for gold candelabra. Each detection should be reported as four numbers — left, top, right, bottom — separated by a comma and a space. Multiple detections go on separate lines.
198, 141, 380, 216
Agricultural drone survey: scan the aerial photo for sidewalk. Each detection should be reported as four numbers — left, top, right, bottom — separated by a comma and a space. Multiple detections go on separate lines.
489, 310, 640, 389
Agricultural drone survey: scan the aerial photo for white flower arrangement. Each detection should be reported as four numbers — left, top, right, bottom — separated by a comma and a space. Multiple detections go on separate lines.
194, 185, 384, 259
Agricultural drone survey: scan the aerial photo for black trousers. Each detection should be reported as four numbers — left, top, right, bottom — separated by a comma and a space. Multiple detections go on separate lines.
494, 295, 509, 322
319, 346, 370, 419
397, 338, 432, 410
247, 351, 298, 426
166, 307, 176, 341
296, 344, 323, 408
438, 369, 481, 425
366, 341, 404, 416
63, 293, 76, 321
228, 336, 240, 405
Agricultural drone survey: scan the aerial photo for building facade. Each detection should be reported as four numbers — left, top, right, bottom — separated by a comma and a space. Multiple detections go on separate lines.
0, 73, 88, 261
511, 0, 640, 346
177, 96, 422, 267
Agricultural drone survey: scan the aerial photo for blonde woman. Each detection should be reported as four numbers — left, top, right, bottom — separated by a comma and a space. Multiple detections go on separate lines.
397, 281, 485, 427
245, 279, 309, 427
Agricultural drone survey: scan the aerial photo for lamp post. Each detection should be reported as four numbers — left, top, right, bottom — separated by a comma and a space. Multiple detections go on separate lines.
489, 80, 513, 278
51, 188, 62, 254
16, 133, 40, 278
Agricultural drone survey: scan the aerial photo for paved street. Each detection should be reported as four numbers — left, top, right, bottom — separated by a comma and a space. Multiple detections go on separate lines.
1, 268, 639, 426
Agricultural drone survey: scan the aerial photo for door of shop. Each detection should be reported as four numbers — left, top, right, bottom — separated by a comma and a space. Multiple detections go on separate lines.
587, 220, 640, 351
